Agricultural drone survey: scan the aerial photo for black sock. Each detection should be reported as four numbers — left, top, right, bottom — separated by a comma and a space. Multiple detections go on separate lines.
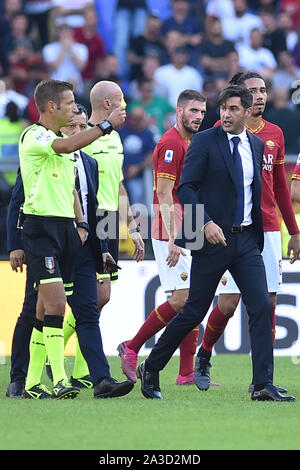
197, 346, 211, 360
43, 314, 63, 329
34, 318, 44, 332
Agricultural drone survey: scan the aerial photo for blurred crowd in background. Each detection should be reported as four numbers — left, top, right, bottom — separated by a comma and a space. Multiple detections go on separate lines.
0, 0, 300, 257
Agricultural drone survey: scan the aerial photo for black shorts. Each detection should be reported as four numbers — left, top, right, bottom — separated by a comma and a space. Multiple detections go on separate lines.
96, 210, 119, 282
22, 215, 82, 295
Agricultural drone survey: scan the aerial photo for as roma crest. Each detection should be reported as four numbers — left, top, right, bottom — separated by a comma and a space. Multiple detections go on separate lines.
180, 272, 188, 281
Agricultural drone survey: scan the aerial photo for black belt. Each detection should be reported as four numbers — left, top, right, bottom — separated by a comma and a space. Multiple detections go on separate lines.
231, 224, 252, 233
25, 214, 74, 223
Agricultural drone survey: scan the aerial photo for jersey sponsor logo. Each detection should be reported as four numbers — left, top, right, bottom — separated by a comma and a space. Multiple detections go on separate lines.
164, 149, 174, 163
262, 153, 274, 172
45, 257, 55, 274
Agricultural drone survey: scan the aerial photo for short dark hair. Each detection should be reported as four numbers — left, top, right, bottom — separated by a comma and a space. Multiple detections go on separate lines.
218, 85, 253, 109
229, 71, 264, 86
177, 89, 206, 107
75, 103, 88, 121
34, 79, 74, 112
5, 101, 20, 122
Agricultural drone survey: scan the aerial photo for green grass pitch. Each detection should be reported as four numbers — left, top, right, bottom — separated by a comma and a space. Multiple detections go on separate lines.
0, 354, 299, 450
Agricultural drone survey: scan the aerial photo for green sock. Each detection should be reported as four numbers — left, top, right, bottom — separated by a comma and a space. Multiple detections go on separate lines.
63, 311, 76, 346
43, 324, 67, 385
25, 328, 47, 390
73, 339, 90, 379
63, 310, 89, 379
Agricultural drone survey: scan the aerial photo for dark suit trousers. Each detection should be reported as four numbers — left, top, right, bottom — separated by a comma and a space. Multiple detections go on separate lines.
67, 238, 110, 385
147, 227, 274, 387
9, 266, 37, 383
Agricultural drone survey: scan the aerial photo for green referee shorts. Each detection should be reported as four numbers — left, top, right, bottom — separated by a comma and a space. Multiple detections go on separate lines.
22, 215, 82, 295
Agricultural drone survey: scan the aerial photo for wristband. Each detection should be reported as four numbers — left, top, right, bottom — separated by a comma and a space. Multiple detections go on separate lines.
96, 120, 113, 135
77, 221, 89, 233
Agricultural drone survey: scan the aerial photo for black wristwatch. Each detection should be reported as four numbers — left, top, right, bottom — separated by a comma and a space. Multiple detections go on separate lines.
96, 120, 113, 135
77, 221, 89, 233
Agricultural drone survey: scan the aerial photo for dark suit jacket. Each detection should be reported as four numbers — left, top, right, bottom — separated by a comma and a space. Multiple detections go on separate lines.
177, 125, 265, 253
7, 151, 104, 273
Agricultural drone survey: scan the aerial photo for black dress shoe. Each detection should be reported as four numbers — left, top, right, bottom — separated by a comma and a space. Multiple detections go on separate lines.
248, 383, 288, 394
251, 384, 295, 402
94, 377, 134, 398
136, 361, 163, 399
194, 356, 212, 391
6, 381, 24, 398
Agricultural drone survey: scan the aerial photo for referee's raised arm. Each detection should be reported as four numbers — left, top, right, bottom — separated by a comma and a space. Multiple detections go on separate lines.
52, 106, 126, 154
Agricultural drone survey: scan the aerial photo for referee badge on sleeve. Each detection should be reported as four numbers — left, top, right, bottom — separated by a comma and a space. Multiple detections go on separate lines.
45, 257, 55, 274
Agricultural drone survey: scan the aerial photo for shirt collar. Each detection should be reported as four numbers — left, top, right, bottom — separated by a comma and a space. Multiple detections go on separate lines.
227, 127, 248, 144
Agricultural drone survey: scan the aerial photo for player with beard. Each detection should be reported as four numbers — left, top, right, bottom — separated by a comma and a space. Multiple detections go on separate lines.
118, 90, 207, 385
195, 71, 300, 392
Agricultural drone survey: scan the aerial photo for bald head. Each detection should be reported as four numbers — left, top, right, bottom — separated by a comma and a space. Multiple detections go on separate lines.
90, 81, 123, 110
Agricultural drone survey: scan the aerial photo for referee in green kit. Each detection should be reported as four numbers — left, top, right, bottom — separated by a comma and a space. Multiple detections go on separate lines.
19, 79, 126, 399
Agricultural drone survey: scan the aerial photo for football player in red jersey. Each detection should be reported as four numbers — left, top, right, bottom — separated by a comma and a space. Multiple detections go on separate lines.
195, 71, 300, 392
291, 154, 300, 203
117, 90, 207, 386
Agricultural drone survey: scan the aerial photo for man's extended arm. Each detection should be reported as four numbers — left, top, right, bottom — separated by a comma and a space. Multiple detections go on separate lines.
118, 182, 144, 262
52, 107, 126, 154
73, 189, 88, 245
291, 179, 300, 204
7, 171, 26, 272
273, 164, 300, 263
156, 177, 186, 266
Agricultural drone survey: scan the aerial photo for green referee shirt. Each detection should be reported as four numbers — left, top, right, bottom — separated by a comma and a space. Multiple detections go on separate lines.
84, 126, 124, 211
19, 123, 75, 218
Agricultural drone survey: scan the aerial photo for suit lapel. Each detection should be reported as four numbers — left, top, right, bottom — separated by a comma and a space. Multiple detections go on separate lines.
216, 126, 237, 190
80, 151, 93, 217
80, 151, 92, 194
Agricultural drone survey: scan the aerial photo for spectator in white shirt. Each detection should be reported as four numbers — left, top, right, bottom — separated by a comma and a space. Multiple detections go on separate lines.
43, 23, 88, 96
221, 0, 263, 46
277, 11, 298, 53
237, 28, 277, 79
205, 0, 235, 22
154, 46, 203, 107
52, 0, 95, 28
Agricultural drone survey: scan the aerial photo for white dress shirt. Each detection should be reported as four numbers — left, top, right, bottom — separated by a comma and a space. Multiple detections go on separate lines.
75, 151, 88, 224
227, 128, 254, 226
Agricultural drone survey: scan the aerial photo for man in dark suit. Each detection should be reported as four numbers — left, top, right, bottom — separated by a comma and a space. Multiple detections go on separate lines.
6, 105, 133, 399
137, 85, 295, 402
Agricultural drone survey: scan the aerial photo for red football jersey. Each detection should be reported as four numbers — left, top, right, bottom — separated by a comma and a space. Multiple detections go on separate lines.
292, 153, 300, 181
151, 126, 189, 241
248, 119, 285, 231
